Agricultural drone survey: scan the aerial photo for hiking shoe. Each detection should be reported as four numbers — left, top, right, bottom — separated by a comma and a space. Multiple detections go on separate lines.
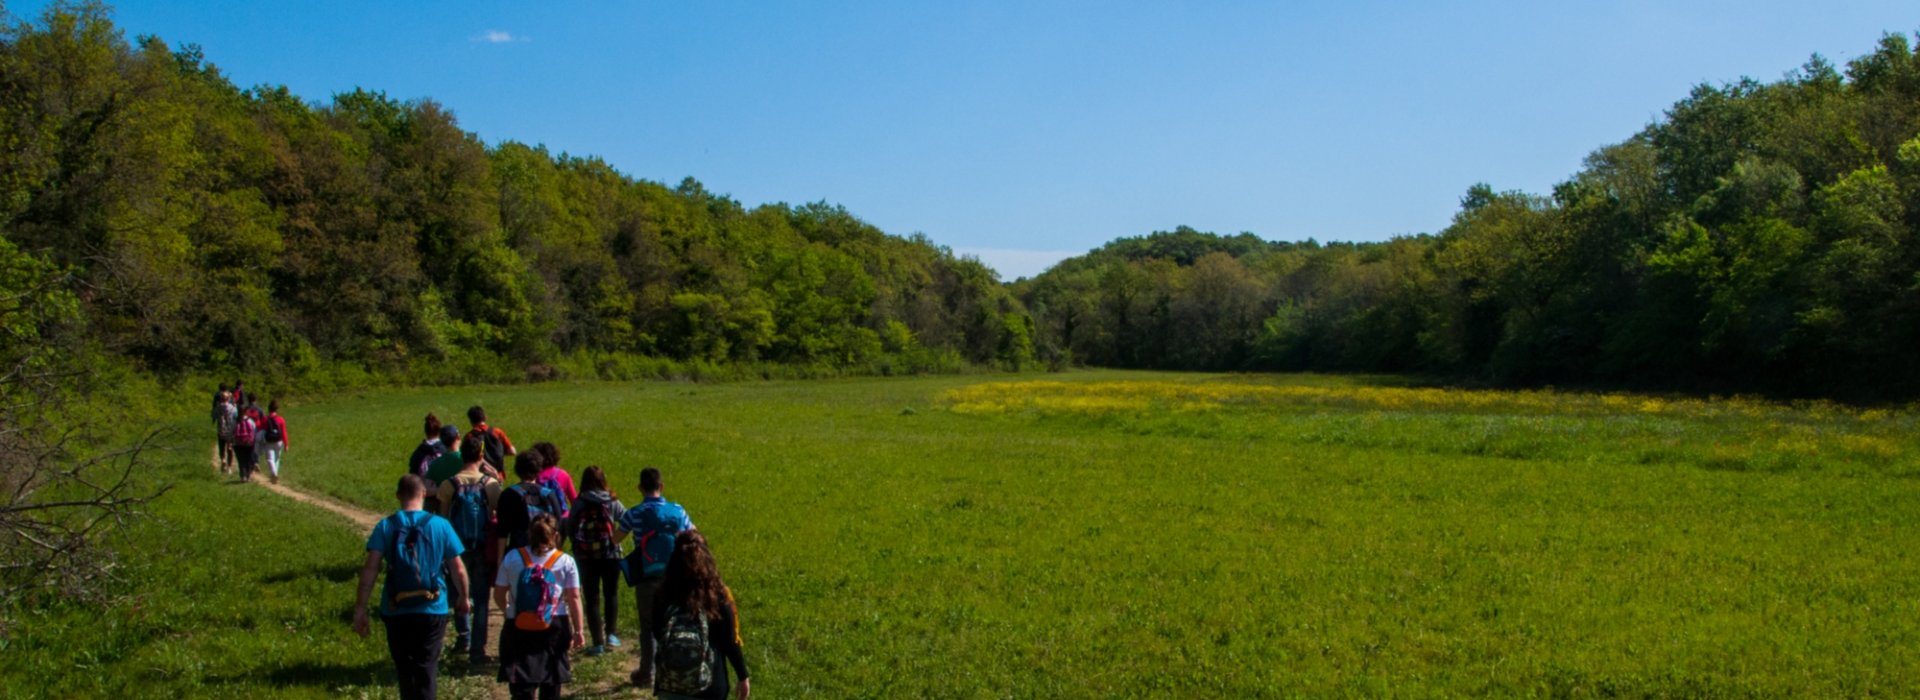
585, 645, 605, 657
605, 634, 622, 648
630, 669, 653, 688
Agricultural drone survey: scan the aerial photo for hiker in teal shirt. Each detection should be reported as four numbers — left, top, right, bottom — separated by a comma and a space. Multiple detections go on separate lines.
353, 474, 470, 700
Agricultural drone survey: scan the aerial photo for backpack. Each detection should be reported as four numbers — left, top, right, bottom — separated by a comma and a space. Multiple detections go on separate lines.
656, 604, 715, 695
448, 476, 494, 548
571, 497, 616, 558
261, 415, 284, 444
385, 512, 443, 608
538, 472, 572, 519
511, 547, 565, 631
628, 500, 688, 578
471, 428, 507, 471
215, 404, 237, 439
233, 414, 258, 448
515, 482, 563, 521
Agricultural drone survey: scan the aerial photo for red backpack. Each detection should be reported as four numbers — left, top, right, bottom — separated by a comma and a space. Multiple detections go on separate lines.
234, 414, 258, 447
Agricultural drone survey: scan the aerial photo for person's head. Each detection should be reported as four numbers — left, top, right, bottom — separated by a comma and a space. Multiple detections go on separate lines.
467, 405, 487, 427
513, 451, 546, 482
639, 467, 663, 496
268, 399, 279, 415
439, 425, 461, 447
661, 530, 726, 617
218, 382, 229, 393
219, 390, 231, 402
423, 413, 442, 438
396, 474, 428, 506
533, 442, 559, 469
580, 466, 609, 494
460, 434, 484, 465
527, 513, 560, 552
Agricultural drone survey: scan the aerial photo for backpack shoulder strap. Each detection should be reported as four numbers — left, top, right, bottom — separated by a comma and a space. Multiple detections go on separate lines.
542, 550, 563, 568
519, 547, 535, 570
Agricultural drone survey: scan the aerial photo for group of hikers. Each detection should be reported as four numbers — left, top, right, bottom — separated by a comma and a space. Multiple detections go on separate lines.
209, 381, 289, 484
349, 406, 751, 700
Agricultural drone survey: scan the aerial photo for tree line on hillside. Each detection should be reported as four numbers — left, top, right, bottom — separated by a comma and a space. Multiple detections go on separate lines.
0, 3, 1036, 388
1017, 35, 1920, 397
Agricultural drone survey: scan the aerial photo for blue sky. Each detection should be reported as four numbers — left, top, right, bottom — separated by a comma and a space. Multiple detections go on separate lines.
12, 1, 1915, 278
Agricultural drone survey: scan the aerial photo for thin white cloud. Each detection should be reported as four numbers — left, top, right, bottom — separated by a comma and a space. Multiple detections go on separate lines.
955, 248, 1082, 281
474, 30, 523, 44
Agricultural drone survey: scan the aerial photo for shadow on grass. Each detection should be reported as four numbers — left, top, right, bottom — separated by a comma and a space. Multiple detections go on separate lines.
201, 659, 390, 690
263, 561, 362, 584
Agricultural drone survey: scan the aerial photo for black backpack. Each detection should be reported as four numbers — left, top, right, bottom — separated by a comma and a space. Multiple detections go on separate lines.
472, 428, 506, 471
262, 415, 284, 444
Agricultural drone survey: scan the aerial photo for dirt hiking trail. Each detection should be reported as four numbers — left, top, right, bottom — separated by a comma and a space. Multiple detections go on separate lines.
210, 448, 651, 699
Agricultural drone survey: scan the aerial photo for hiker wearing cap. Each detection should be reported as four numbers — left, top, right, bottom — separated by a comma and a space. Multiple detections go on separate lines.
353, 474, 471, 700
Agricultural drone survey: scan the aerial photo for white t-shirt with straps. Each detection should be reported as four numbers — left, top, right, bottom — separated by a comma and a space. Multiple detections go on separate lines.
493, 546, 581, 617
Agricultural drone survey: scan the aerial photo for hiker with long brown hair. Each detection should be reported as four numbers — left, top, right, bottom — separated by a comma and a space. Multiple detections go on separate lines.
649, 531, 750, 699
562, 465, 628, 656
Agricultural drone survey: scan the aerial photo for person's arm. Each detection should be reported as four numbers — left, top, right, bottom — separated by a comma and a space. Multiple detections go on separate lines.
437, 481, 456, 518
446, 554, 470, 617
351, 550, 382, 637
497, 429, 517, 457
611, 501, 630, 544
717, 593, 750, 694
565, 587, 586, 649
278, 416, 289, 449
493, 551, 516, 612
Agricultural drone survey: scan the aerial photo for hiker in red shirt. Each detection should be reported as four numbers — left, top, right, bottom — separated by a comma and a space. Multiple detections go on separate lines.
466, 405, 515, 481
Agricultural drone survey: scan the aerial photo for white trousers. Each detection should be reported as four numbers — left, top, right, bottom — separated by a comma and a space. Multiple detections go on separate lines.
262, 441, 284, 478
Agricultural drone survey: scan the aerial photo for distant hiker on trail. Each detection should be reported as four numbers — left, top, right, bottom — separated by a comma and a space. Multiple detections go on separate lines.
260, 399, 289, 485
439, 434, 503, 667
466, 405, 517, 476
353, 475, 471, 700
618, 467, 695, 688
425, 425, 469, 482
493, 513, 585, 700
409, 413, 448, 477
532, 442, 577, 518
562, 466, 627, 657
649, 531, 749, 700
212, 390, 237, 475
232, 401, 261, 482
497, 452, 565, 551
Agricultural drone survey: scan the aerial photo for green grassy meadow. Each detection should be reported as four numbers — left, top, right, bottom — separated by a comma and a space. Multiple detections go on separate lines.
9, 370, 1920, 698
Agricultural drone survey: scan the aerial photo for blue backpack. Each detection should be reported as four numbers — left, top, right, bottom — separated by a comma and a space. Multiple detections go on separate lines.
511, 547, 564, 631
537, 473, 572, 519
515, 482, 563, 520
448, 476, 494, 548
385, 512, 443, 608
628, 500, 689, 579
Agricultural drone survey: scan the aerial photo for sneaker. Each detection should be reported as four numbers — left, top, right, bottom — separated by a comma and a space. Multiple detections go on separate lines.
605, 634, 622, 648
270, 475, 279, 485
630, 669, 653, 688
449, 637, 470, 655
585, 645, 605, 657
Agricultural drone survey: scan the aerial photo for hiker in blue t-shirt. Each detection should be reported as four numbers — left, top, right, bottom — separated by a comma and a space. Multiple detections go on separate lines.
615, 467, 695, 688
353, 474, 471, 700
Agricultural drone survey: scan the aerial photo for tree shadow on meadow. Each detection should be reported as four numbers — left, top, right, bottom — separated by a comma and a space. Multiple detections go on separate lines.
261, 561, 361, 585
200, 659, 390, 691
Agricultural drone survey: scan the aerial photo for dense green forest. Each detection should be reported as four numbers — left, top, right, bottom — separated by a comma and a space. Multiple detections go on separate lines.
0, 3, 1035, 390
1018, 35, 1920, 397
5, 3, 1920, 397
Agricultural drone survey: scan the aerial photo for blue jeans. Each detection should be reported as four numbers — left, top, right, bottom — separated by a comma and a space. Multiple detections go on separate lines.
452, 548, 491, 661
